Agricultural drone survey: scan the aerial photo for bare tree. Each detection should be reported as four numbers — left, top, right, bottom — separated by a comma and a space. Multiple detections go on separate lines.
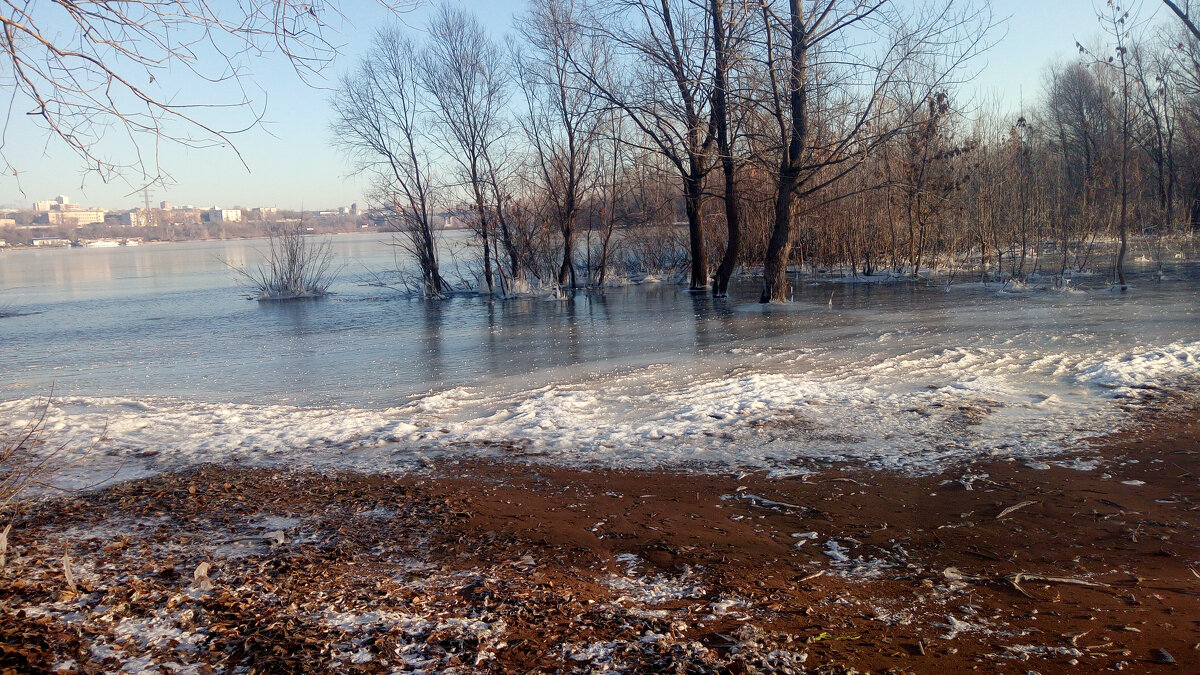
756, 0, 991, 302
573, 0, 718, 291
419, 3, 511, 294
889, 91, 975, 277
710, 0, 749, 296
513, 0, 606, 288
1108, 3, 1133, 288
331, 27, 449, 297
1080, 2, 1137, 288
591, 109, 629, 284
1163, 0, 1200, 41
1130, 41, 1178, 230
0, 1, 414, 188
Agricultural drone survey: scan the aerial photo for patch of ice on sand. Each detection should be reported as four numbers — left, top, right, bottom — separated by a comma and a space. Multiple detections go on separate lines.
604, 555, 706, 605
322, 610, 431, 635
823, 539, 895, 579
113, 613, 207, 653
932, 615, 988, 640
565, 641, 622, 665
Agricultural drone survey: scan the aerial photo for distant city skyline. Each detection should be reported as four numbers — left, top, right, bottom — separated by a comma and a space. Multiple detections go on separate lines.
0, 0, 1175, 212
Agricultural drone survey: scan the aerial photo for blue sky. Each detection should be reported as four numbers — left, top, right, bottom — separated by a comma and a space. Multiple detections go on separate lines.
0, 0, 1170, 211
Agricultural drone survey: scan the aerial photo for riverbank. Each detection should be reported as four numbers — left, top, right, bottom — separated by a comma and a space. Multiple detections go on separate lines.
2, 397, 1198, 673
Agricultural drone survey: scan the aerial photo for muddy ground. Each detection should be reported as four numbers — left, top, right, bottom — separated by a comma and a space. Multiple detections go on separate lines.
1, 400, 1198, 673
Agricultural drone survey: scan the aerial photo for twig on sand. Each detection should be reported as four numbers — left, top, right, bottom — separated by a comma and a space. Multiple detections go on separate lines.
800, 475, 874, 487
996, 500, 1039, 519
729, 492, 811, 513
1007, 572, 1110, 599
214, 530, 287, 546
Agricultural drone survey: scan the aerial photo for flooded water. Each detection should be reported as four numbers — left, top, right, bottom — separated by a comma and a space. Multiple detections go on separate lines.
2, 234, 1198, 483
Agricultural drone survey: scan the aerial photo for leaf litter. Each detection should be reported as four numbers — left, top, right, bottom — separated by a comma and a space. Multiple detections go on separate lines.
2, 402, 1198, 673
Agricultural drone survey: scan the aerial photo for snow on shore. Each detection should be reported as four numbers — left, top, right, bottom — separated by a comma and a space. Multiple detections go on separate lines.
3, 339, 1197, 490
1077, 341, 1200, 395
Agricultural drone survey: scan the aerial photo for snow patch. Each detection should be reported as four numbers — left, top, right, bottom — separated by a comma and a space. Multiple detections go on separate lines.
1077, 340, 1200, 396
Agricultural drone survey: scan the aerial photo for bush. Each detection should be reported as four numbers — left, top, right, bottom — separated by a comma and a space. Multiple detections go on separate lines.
1, 397, 64, 511
234, 224, 339, 301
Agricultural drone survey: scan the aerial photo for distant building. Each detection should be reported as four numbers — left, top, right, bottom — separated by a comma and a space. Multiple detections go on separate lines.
203, 208, 243, 223
34, 195, 78, 213
249, 207, 277, 220
163, 209, 202, 225
117, 210, 150, 227
30, 237, 71, 246
160, 200, 172, 210
49, 209, 105, 227
0, 218, 15, 228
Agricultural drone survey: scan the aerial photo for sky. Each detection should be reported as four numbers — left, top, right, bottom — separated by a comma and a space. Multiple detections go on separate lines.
0, 0, 1177, 212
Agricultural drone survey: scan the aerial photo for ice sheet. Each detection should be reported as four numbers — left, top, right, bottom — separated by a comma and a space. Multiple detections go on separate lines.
4, 339, 1197, 489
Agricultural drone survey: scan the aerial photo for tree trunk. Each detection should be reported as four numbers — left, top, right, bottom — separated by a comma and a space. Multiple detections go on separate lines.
684, 167, 708, 290
761, 178, 797, 302
558, 211, 576, 287
1116, 214, 1128, 286
1115, 29, 1130, 289
473, 180, 495, 294
420, 215, 448, 296
760, 0, 807, 304
1189, 178, 1200, 232
480, 222, 495, 294
710, 0, 740, 297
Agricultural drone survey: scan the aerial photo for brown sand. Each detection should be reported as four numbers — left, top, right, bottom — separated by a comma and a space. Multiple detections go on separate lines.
2, 400, 1197, 673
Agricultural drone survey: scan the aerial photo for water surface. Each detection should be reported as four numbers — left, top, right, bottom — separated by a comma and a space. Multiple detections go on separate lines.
2, 235, 1198, 482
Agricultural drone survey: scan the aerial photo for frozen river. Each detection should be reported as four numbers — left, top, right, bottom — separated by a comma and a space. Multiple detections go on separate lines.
2, 233, 1198, 484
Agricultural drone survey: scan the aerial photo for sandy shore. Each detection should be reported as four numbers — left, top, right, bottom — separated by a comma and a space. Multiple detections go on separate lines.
2, 397, 1198, 673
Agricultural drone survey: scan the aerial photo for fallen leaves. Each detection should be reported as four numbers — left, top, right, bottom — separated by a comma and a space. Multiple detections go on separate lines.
1, 454, 1196, 674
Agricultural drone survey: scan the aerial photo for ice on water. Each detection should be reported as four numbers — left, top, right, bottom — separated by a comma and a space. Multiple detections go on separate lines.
5, 333, 1198, 488
1, 239, 1198, 488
